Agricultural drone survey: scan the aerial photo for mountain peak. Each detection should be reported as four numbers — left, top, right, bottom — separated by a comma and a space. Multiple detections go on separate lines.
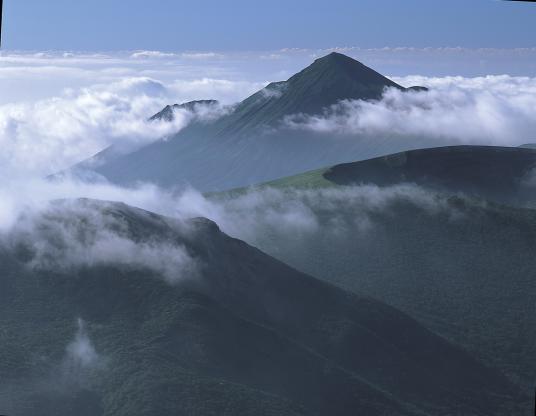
82, 54, 416, 191
253, 52, 404, 117
304, 52, 376, 77
315, 51, 364, 64
294, 52, 401, 90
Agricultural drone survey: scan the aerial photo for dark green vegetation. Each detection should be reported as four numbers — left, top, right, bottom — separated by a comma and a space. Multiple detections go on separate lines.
74, 53, 432, 191
225, 146, 536, 412
0, 199, 525, 416
271, 145, 536, 204
324, 145, 536, 205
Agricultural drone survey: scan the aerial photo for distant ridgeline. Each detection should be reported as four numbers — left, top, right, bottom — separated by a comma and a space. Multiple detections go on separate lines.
320, 145, 536, 205
519, 143, 536, 150
68, 53, 431, 192
150, 100, 220, 122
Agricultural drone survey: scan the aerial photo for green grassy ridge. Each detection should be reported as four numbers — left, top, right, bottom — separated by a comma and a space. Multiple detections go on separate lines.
263, 167, 333, 189
266, 145, 536, 205
209, 167, 331, 198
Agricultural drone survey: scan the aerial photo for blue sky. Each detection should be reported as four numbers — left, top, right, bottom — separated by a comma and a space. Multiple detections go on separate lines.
3, 0, 536, 51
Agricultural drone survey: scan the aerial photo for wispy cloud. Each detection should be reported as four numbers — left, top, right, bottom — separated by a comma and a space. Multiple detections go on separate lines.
4, 196, 199, 284
0, 77, 188, 175
64, 319, 101, 372
0, 79, 261, 176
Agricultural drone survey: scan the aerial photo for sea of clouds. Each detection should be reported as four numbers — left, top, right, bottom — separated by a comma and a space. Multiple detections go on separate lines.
0, 48, 534, 281
2, 49, 536, 177
3, 47, 536, 415
284, 75, 536, 146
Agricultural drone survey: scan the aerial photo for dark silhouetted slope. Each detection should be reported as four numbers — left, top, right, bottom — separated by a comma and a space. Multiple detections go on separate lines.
232, 147, 536, 410
0, 199, 523, 416
324, 145, 536, 203
269, 145, 536, 205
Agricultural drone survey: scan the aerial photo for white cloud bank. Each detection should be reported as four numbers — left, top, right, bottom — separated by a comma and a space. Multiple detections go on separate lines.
284, 75, 536, 146
0, 77, 185, 175
1, 50, 536, 179
0, 76, 259, 177
0, 175, 462, 283
0, 50, 276, 176
4, 195, 199, 284
0, 49, 533, 281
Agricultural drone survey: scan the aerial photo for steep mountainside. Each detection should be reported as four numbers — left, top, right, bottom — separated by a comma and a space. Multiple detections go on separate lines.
220, 147, 536, 408
210, 52, 405, 133
74, 53, 434, 191
0, 199, 524, 416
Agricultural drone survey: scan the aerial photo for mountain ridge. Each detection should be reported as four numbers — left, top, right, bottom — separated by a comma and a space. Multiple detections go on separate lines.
265, 145, 536, 205
0, 198, 523, 415
71, 53, 434, 192
217, 145, 536, 408
150, 100, 220, 122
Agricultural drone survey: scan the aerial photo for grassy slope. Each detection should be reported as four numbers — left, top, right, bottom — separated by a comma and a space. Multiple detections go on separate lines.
268, 145, 536, 197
